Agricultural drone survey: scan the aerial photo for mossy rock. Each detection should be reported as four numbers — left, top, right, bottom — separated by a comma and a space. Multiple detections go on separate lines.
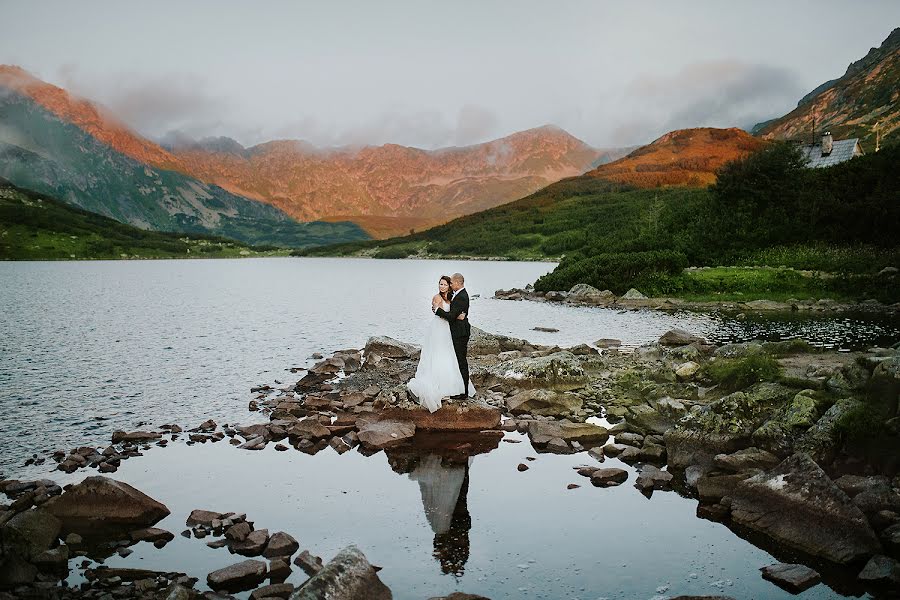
714, 342, 765, 359
680, 382, 794, 436
625, 404, 673, 435
795, 397, 866, 463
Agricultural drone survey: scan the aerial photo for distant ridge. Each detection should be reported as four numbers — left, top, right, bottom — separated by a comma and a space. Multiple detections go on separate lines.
585, 127, 764, 188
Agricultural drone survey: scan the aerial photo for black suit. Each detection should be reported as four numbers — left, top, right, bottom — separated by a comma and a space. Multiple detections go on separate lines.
435, 288, 470, 393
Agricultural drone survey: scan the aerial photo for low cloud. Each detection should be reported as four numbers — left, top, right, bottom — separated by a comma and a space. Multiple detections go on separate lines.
606, 60, 805, 146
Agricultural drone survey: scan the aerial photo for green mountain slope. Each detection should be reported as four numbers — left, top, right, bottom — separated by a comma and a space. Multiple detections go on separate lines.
0, 179, 283, 260
0, 91, 368, 248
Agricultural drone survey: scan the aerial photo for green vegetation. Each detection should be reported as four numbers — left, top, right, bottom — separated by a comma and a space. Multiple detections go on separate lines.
0, 182, 286, 260
303, 142, 900, 303
702, 354, 783, 392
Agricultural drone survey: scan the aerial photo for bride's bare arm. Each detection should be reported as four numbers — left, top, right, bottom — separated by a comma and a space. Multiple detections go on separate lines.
431, 294, 443, 311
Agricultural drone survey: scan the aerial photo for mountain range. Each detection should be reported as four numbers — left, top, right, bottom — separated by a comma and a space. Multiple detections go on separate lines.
1, 26, 896, 249
0, 65, 622, 240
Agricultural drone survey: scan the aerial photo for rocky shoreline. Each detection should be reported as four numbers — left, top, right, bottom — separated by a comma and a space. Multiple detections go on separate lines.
495, 283, 900, 314
2, 326, 900, 598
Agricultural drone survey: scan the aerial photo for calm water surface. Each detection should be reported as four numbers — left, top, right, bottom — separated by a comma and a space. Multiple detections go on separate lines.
0, 257, 895, 599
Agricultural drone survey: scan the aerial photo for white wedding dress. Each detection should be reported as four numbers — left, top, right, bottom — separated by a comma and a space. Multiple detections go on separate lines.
407, 300, 476, 412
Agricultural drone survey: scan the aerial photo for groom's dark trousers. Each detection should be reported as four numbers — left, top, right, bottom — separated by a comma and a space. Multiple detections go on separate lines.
435, 288, 470, 393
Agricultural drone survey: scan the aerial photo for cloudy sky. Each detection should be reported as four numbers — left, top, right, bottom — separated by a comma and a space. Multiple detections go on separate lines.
1, 1, 898, 149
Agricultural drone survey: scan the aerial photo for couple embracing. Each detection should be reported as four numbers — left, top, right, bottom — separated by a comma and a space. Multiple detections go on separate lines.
407, 272, 476, 412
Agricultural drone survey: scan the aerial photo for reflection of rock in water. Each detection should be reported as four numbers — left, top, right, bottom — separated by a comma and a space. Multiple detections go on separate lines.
407, 454, 473, 576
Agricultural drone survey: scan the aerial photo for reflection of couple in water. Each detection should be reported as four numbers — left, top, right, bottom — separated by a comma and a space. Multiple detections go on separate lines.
408, 454, 472, 576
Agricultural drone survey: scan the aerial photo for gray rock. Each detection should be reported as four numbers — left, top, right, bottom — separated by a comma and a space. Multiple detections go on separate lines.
634, 467, 673, 491
622, 288, 647, 299
834, 475, 891, 498
207, 559, 267, 592
760, 563, 821, 593
714, 342, 764, 359
713, 448, 781, 472
507, 389, 583, 417
251, 583, 294, 600
697, 472, 757, 501
590, 468, 629, 487
293, 550, 324, 576
730, 453, 881, 564
232, 529, 269, 556
0, 554, 38, 587
0, 509, 61, 560
289, 545, 391, 600
594, 338, 622, 348
263, 532, 299, 558
42, 476, 169, 535
225, 521, 252, 542
616, 432, 644, 446
658, 329, 705, 346
357, 420, 415, 450
527, 421, 608, 445
364, 336, 420, 361
498, 351, 585, 386
675, 362, 701, 381
857, 554, 900, 586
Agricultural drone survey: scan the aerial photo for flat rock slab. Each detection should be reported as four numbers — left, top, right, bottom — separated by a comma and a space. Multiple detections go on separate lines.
207, 559, 267, 592
378, 404, 500, 431
43, 476, 170, 535
506, 389, 583, 417
357, 420, 416, 449
760, 563, 821, 593
528, 421, 609, 445
730, 453, 881, 564
290, 545, 391, 600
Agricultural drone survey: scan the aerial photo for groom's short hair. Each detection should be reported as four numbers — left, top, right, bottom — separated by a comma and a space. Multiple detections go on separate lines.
452, 273, 464, 284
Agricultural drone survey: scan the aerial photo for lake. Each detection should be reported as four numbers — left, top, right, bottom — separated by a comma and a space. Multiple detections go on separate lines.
1, 257, 896, 599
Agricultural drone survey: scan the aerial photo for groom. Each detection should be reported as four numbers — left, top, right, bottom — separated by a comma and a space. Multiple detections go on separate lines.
434, 272, 470, 400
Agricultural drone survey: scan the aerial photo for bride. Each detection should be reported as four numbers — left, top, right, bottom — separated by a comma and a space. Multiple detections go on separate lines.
407, 275, 476, 412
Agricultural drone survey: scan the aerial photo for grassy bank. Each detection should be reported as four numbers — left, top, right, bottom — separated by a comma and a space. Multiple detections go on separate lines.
0, 182, 287, 260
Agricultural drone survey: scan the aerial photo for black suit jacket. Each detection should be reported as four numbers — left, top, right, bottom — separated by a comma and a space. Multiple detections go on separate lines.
436, 288, 470, 339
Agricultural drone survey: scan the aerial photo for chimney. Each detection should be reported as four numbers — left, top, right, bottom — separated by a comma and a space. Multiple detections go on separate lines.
821, 131, 833, 156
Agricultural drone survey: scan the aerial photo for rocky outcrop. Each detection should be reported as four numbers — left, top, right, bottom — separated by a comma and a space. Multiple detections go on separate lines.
290, 545, 391, 600
42, 476, 170, 535
506, 389, 582, 417
496, 351, 585, 389
364, 337, 420, 363
730, 454, 882, 564
658, 329, 706, 346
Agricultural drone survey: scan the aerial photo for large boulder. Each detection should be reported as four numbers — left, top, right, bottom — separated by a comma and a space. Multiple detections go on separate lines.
207, 559, 267, 592
658, 329, 706, 346
43, 476, 170, 535
290, 545, 391, 600
506, 389, 582, 417
527, 421, 608, 445
467, 327, 527, 357
497, 351, 585, 389
356, 420, 416, 450
730, 454, 882, 564
568, 284, 615, 305
666, 383, 794, 469
364, 337, 420, 362
0, 509, 61, 560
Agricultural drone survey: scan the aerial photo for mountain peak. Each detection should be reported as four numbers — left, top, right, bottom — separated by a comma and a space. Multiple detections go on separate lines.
1, 64, 183, 172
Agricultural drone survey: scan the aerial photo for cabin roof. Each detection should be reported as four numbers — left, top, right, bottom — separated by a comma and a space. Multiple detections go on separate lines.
801, 138, 862, 168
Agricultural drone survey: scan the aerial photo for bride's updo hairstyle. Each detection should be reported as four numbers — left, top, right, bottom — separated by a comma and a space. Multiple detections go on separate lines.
439, 275, 453, 302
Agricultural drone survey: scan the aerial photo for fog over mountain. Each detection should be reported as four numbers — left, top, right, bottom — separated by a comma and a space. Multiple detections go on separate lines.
2, 1, 898, 149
